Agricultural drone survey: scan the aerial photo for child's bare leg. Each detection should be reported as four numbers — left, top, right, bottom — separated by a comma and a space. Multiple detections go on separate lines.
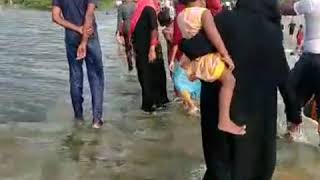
218, 69, 246, 135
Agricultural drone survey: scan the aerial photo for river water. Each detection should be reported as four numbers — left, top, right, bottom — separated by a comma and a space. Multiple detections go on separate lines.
0, 9, 319, 180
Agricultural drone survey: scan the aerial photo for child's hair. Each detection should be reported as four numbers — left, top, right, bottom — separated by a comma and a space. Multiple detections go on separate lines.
181, 0, 198, 5
158, 7, 172, 27
300, 24, 303, 29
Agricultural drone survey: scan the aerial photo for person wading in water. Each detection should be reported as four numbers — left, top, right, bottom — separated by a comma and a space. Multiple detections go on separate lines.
281, 0, 320, 140
52, 0, 105, 129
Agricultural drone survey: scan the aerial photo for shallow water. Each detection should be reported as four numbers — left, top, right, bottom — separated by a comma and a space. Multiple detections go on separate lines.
0, 9, 319, 180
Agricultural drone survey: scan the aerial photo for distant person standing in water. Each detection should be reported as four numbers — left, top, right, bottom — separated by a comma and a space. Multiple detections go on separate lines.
296, 24, 304, 55
288, 17, 296, 37
52, 0, 105, 129
116, 0, 136, 71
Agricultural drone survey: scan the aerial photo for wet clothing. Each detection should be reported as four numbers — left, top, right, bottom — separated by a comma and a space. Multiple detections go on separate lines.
198, 0, 289, 179
132, 6, 169, 112
52, 0, 104, 122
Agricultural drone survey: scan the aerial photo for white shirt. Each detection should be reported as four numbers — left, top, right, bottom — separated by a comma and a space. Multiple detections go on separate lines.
162, 0, 175, 19
294, 0, 320, 53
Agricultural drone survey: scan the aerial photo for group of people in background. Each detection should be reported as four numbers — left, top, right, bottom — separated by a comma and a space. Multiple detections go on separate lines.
51, 0, 320, 179
286, 17, 305, 55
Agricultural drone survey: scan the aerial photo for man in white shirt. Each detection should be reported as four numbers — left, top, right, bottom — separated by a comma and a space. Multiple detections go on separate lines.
280, 0, 320, 137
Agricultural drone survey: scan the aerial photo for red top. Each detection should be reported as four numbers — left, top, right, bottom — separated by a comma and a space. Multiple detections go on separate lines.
172, 3, 186, 60
297, 30, 304, 45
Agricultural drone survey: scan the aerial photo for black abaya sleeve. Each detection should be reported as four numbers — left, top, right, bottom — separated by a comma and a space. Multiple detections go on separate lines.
145, 7, 158, 30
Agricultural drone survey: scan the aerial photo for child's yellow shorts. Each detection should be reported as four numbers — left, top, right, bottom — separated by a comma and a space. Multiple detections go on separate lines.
185, 53, 226, 82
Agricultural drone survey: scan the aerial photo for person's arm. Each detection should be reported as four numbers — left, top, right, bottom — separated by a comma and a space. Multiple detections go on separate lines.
202, 10, 228, 57
52, 6, 83, 34
201, 10, 234, 70
116, 5, 124, 44
169, 44, 178, 71
117, 5, 123, 34
76, 2, 97, 59
169, 18, 182, 71
82, 3, 96, 44
162, 27, 173, 43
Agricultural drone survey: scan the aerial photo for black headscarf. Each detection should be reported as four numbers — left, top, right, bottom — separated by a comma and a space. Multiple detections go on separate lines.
215, 0, 287, 86
235, 0, 281, 24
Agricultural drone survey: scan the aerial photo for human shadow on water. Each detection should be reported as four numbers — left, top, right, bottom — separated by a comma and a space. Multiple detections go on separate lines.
61, 128, 102, 163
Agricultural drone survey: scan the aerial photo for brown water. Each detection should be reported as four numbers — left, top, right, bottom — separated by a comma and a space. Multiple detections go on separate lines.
0, 9, 319, 180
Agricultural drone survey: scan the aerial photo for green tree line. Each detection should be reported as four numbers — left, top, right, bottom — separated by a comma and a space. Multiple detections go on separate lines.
0, 0, 114, 10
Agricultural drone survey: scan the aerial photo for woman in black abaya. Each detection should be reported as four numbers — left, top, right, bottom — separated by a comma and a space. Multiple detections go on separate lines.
200, 0, 289, 179
130, 0, 169, 113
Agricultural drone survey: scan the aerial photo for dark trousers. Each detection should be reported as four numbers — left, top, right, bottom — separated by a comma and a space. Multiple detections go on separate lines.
123, 32, 133, 70
288, 53, 320, 124
65, 38, 104, 121
278, 81, 301, 124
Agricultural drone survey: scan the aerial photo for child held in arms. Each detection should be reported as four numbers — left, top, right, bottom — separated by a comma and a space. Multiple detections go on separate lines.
177, 0, 246, 135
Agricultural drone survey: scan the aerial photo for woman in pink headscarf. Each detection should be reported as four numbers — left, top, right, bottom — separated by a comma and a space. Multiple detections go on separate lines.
130, 0, 169, 114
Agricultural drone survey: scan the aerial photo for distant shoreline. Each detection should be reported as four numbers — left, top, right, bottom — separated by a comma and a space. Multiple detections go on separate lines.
0, 0, 114, 11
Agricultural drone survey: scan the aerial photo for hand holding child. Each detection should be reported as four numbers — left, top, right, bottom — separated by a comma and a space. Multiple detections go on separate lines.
223, 55, 235, 71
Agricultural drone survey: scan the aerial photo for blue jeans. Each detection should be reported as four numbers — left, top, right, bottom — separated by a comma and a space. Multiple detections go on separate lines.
65, 37, 104, 122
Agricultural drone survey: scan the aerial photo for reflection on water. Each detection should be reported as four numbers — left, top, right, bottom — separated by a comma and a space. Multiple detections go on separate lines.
0, 9, 319, 180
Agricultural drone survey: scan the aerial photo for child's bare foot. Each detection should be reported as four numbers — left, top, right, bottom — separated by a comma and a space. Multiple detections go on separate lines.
188, 107, 200, 116
218, 119, 246, 135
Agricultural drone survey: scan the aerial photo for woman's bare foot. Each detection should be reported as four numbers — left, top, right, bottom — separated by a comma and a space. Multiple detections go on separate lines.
218, 119, 246, 135
287, 122, 301, 134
